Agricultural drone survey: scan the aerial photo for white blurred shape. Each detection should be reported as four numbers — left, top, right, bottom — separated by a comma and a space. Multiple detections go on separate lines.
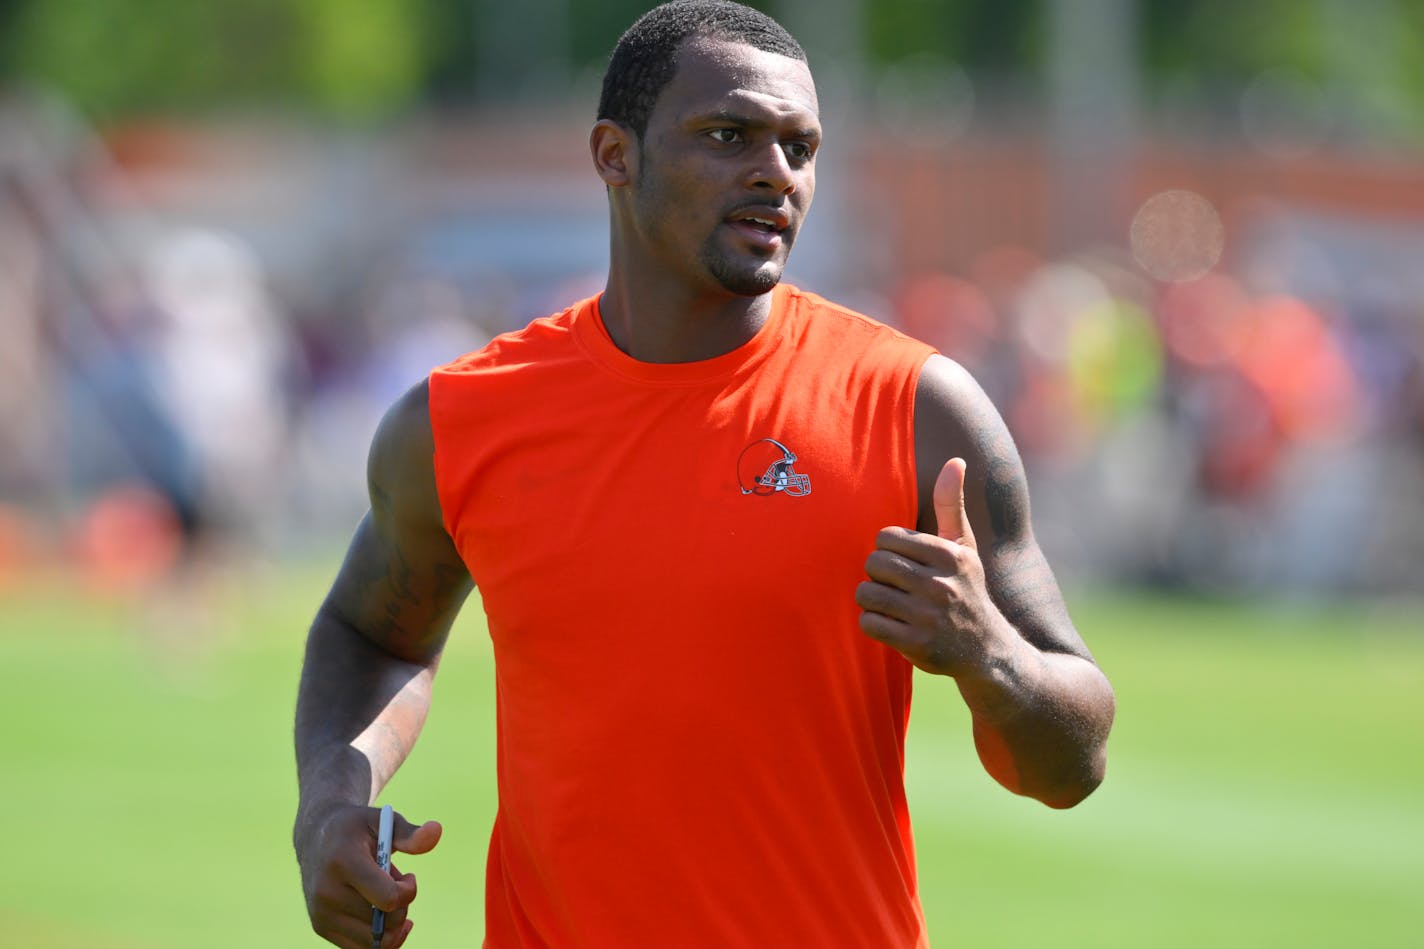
1016, 263, 1112, 364
144, 229, 289, 537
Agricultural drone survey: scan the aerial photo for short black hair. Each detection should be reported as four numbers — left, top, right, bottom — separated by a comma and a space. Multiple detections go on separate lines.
597, 1, 807, 141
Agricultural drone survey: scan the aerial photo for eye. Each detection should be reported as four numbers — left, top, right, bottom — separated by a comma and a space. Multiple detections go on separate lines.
707, 128, 742, 144
786, 142, 814, 162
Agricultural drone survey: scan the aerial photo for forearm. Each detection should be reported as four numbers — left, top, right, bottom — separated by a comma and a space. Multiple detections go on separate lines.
294, 603, 439, 830
953, 619, 1115, 808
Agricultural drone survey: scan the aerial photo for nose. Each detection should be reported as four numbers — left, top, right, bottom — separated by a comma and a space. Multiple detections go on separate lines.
748, 143, 797, 195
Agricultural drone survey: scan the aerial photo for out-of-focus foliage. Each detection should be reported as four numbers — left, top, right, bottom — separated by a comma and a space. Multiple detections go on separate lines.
568, 0, 665, 70
1141, 0, 1424, 141
2, 0, 1424, 139
0, 0, 426, 120
299, 0, 425, 118
1142, 0, 1325, 84
864, 0, 1042, 77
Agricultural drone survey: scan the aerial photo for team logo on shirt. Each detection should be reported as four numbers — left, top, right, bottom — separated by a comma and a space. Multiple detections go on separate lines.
738, 438, 812, 497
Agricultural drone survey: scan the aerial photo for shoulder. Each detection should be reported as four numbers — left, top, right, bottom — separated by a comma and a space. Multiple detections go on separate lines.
370, 377, 435, 474
782, 285, 925, 345
913, 354, 1028, 537
915, 353, 996, 428
779, 285, 935, 375
431, 299, 588, 381
368, 380, 443, 531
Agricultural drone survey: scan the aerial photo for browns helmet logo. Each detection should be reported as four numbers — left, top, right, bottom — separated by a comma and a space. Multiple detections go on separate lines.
738, 438, 811, 497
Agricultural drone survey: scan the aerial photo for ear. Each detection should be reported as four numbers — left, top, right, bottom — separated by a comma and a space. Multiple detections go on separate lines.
590, 119, 637, 188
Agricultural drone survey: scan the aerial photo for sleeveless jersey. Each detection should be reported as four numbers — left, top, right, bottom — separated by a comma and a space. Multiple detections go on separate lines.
429, 284, 937, 947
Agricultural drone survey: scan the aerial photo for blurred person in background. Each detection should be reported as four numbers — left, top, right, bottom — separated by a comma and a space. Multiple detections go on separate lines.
144, 228, 294, 554
293, 2, 1115, 946
59, 266, 204, 584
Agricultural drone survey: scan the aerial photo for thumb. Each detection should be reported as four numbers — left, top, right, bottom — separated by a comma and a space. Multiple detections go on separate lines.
394, 817, 443, 856
933, 457, 976, 549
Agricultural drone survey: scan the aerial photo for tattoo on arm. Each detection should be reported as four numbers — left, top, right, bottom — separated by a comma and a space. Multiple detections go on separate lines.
984, 454, 1026, 541
988, 546, 1073, 632
957, 378, 1082, 657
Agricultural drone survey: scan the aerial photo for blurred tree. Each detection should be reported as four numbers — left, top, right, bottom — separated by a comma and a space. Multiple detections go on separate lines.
1141, 0, 1424, 142
412, 0, 479, 105
864, 0, 1042, 77
1142, 0, 1324, 85
0, 0, 1421, 141
0, 0, 425, 121
569, 0, 658, 71
298, 0, 425, 118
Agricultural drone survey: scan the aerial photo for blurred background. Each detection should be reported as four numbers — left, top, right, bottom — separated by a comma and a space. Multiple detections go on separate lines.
0, 1, 1420, 947
3, 0, 1424, 596
1, 0, 1423, 595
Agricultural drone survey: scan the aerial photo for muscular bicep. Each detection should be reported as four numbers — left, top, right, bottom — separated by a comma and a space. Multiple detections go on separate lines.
323, 380, 473, 663
914, 354, 1093, 663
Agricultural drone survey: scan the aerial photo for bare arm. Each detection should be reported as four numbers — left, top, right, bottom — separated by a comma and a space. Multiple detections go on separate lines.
294, 379, 474, 947
856, 354, 1114, 808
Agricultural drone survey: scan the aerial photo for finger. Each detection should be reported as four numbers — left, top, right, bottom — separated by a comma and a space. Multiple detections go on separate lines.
873, 527, 960, 570
394, 817, 443, 856
314, 879, 404, 942
934, 457, 976, 549
313, 866, 391, 921
863, 549, 929, 592
319, 910, 382, 949
347, 852, 408, 912
379, 868, 416, 932
858, 607, 914, 647
350, 814, 435, 911
855, 579, 915, 622
389, 918, 416, 948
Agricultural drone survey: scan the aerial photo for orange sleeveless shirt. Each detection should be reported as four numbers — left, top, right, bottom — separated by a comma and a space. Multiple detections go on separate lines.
429, 284, 936, 947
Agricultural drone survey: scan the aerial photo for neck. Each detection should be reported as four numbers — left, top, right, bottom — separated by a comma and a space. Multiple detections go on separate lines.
599, 267, 776, 364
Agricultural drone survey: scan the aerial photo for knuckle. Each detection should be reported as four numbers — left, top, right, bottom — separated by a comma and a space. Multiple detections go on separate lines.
859, 585, 891, 613
876, 526, 905, 546
314, 877, 347, 905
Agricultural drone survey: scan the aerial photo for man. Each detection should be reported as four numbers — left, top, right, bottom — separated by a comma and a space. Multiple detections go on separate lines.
293, 2, 1115, 946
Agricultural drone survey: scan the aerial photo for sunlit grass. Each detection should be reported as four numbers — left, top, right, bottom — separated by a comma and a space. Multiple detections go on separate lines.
2, 569, 1420, 947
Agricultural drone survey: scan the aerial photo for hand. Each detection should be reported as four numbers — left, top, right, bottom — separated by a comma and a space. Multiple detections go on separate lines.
855, 458, 1010, 677
297, 803, 442, 948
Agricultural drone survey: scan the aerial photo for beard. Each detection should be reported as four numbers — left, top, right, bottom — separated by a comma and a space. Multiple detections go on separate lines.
699, 233, 790, 296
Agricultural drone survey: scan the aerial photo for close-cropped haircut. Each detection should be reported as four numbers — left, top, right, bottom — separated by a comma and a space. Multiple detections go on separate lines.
597, 1, 806, 141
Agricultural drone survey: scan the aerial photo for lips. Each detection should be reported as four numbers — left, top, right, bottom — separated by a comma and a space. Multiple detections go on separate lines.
727, 205, 791, 232
725, 204, 791, 250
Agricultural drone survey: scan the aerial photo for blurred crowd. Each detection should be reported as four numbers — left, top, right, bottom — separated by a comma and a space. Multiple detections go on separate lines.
1, 97, 1421, 600
885, 240, 1423, 596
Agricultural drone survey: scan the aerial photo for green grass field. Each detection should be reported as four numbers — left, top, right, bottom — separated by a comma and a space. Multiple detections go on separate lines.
2, 566, 1420, 947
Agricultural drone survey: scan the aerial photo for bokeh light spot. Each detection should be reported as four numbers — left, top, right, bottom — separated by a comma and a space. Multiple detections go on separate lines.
1129, 189, 1225, 283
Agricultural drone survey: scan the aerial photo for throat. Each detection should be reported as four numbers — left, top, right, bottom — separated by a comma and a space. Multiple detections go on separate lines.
597, 285, 776, 364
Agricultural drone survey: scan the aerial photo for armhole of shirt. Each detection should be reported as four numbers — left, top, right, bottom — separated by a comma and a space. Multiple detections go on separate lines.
904, 347, 938, 530
426, 367, 461, 544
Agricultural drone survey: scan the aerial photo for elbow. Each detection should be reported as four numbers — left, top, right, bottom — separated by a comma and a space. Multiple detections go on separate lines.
1039, 771, 1103, 809
1043, 678, 1115, 809
1037, 745, 1108, 809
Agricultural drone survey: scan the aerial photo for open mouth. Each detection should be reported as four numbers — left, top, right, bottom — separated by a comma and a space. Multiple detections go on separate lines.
738, 215, 783, 233
726, 206, 791, 248
729, 207, 789, 229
